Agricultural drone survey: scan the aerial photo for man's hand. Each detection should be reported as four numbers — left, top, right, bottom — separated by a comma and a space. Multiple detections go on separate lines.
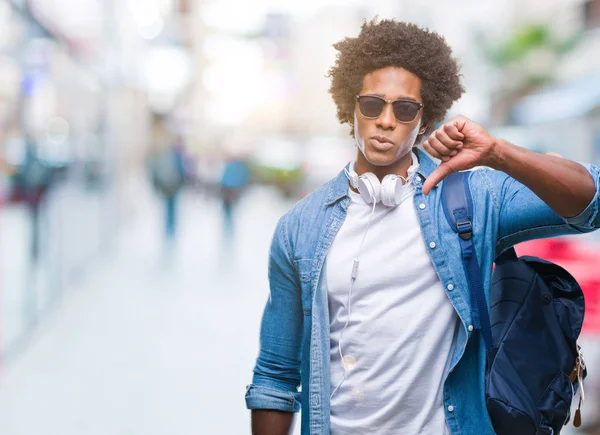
422, 115, 498, 195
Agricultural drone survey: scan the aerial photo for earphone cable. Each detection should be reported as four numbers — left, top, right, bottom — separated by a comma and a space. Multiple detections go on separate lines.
331, 199, 377, 400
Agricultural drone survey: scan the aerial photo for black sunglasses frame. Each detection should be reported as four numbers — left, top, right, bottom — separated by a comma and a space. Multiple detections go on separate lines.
355, 95, 424, 123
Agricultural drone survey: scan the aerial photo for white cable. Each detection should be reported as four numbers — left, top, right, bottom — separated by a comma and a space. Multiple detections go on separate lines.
331, 198, 377, 400
331, 165, 415, 400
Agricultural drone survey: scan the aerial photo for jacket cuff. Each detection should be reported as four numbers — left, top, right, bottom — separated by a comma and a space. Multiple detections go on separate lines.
245, 384, 301, 413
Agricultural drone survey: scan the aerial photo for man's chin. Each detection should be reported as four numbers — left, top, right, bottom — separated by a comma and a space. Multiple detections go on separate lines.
362, 149, 399, 167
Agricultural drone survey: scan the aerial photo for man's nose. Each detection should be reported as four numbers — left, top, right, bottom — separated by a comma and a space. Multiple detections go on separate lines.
376, 103, 396, 130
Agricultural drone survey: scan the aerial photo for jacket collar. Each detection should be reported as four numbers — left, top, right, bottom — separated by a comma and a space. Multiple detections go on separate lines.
325, 148, 437, 206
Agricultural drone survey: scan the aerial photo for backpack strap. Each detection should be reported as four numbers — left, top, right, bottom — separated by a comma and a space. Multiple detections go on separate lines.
441, 172, 494, 351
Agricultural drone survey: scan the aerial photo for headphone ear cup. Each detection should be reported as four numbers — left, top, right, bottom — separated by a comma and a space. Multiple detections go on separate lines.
358, 172, 381, 204
381, 175, 401, 207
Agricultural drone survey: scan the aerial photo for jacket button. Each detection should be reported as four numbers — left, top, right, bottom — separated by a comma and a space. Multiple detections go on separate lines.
448, 405, 455, 412
429, 242, 436, 249
468, 325, 474, 332
447, 284, 454, 291
419, 203, 426, 210
312, 393, 320, 406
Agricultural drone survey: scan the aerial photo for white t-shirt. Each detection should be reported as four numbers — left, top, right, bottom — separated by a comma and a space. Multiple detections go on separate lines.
327, 186, 459, 435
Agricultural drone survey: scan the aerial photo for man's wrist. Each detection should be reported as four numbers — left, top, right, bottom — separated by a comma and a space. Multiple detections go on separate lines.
485, 138, 512, 171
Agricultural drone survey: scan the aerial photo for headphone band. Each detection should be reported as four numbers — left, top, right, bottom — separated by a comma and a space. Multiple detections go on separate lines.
346, 151, 420, 187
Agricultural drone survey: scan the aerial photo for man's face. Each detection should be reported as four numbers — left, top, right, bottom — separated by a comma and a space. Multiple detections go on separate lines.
354, 66, 424, 167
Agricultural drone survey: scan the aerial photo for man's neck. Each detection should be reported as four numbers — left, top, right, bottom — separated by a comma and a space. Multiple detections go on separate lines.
354, 150, 415, 182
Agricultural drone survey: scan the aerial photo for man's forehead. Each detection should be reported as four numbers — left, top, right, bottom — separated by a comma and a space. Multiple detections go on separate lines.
364, 92, 420, 103
361, 66, 422, 100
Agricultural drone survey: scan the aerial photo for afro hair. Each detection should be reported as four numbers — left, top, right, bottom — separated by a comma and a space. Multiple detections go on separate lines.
327, 18, 465, 142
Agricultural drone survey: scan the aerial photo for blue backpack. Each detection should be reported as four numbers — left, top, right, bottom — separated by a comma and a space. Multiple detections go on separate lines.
442, 171, 586, 435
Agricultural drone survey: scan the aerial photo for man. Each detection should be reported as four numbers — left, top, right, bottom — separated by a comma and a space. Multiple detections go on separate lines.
245, 19, 600, 435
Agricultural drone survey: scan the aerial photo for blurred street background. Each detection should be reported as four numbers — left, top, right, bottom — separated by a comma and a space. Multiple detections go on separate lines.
0, 0, 599, 434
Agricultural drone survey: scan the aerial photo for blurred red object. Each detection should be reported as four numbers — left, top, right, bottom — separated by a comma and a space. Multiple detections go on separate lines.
515, 238, 600, 335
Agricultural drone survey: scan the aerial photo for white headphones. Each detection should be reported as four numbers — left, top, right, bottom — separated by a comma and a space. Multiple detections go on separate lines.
344, 151, 420, 207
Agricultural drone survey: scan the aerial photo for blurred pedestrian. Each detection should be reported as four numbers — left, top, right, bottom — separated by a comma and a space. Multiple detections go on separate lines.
246, 18, 600, 435
219, 155, 250, 238
12, 135, 53, 262
150, 135, 186, 244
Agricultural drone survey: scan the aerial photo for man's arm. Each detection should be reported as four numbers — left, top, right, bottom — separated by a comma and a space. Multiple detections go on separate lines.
251, 410, 295, 435
484, 140, 595, 218
422, 116, 597, 219
245, 214, 303, 433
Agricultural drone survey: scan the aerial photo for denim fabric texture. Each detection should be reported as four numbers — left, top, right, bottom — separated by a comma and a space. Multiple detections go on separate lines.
245, 149, 600, 435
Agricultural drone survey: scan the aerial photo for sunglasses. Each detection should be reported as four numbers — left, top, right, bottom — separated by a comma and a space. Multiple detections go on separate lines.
355, 95, 424, 123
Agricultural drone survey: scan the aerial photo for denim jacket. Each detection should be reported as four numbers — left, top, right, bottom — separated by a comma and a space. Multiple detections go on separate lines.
245, 149, 600, 435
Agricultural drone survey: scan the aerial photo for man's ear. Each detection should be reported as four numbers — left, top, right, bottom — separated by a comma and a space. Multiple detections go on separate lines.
419, 125, 428, 135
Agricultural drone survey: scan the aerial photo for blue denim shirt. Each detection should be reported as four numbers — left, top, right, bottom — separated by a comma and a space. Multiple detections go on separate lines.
245, 149, 600, 435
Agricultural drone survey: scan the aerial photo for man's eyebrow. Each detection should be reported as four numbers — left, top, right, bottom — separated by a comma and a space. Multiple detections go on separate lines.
369, 93, 420, 102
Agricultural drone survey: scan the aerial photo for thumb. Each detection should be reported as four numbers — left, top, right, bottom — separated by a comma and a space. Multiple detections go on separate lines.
422, 163, 455, 196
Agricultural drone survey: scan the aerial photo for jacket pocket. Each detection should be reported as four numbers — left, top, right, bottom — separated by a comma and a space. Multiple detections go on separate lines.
294, 259, 314, 316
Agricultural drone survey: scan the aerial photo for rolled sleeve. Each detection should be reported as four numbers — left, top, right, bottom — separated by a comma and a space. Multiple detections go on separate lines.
245, 384, 301, 413
476, 165, 600, 253
564, 163, 600, 229
245, 213, 303, 413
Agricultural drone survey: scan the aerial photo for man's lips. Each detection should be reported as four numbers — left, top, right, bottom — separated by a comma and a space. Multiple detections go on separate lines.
369, 136, 395, 151
371, 135, 394, 144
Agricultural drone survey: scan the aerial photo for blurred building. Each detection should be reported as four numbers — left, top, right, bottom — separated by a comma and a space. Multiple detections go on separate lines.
504, 0, 600, 163
0, 0, 189, 360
